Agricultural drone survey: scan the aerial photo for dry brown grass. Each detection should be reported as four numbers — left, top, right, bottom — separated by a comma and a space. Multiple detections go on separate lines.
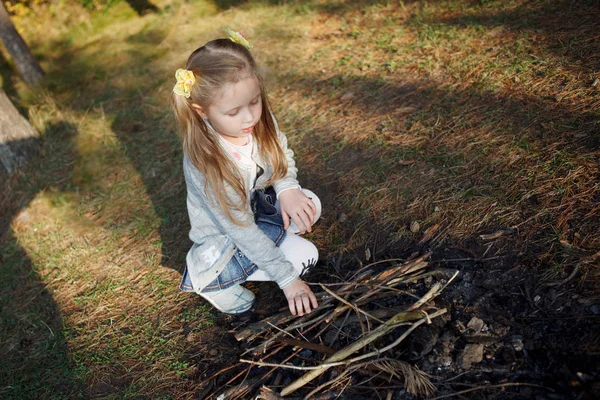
267, 0, 600, 276
1, 0, 598, 398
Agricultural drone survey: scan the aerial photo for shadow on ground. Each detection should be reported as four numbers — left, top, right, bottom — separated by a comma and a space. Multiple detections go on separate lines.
124, 0, 160, 15
0, 122, 85, 397
426, 0, 600, 76
14, 0, 598, 397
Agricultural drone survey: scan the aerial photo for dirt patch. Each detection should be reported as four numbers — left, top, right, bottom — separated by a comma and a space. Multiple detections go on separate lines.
414, 246, 600, 399
199, 242, 599, 399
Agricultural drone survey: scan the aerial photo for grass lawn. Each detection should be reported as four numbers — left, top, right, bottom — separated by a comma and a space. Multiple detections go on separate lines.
1, 0, 598, 398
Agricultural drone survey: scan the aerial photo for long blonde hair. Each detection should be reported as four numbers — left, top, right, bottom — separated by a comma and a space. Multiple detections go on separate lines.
171, 39, 288, 224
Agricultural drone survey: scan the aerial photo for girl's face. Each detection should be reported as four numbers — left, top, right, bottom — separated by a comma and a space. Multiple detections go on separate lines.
199, 75, 262, 146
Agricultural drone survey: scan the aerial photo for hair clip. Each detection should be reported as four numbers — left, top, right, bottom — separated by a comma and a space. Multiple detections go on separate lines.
173, 68, 196, 98
226, 28, 253, 50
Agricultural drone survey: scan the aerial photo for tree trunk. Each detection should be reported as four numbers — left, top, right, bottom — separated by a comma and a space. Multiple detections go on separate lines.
0, 88, 38, 174
0, 3, 44, 86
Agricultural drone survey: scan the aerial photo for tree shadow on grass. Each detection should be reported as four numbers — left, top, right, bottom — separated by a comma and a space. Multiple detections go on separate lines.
34, 2, 599, 397
0, 52, 17, 100
211, 0, 441, 13
282, 69, 598, 247
124, 0, 160, 15
424, 0, 600, 76
0, 122, 85, 398
274, 68, 600, 397
43, 26, 191, 276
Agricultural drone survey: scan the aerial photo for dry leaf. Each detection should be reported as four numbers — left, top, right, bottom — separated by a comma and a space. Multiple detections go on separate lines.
340, 91, 355, 101
479, 229, 514, 240
418, 223, 440, 245
410, 221, 420, 233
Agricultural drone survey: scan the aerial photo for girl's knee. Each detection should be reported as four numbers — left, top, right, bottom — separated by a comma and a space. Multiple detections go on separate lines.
305, 240, 319, 264
297, 241, 318, 277
279, 234, 319, 276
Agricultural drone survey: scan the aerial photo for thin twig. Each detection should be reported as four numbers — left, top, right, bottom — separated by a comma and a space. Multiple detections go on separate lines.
308, 281, 422, 300
302, 360, 375, 400
345, 258, 405, 280
428, 382, 554, 399
277, 337, 336, 355
267, 321, 296, 339
542, 264, 580, 287
280, 309, 447, 395
240, 308, 446, 371
407, 283, 441, 312
330, 309, 446, 366
325, 308, 351, 347
244, 312, 332, 356
434, 255, 510, 263
320, 283, 384, 324
196, 364, 240, 394
259, 347, 303, 384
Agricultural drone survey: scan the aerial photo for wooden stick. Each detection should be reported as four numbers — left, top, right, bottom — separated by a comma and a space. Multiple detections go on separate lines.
354, 261, 429, 304
407, 283, 441, 311
267, 321, 296, 339
323, 308, 351, 346
323, 290, 406, 325
245, 311, 333, 356
343, 309, 446, 365
320, 283, 384, 324
428, 382, 554, 399
331, 305, 418, 328
276, 337, 336, 355
301, 359, 386, 400
243, 310, 446, 372
235, 300, 332, 342
280, 309, 445, 396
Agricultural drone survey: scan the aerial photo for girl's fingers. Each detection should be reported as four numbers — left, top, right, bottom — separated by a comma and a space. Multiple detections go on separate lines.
300, 196, 316, 222
292, 213, 307, 233
301, 293, 312, 314
304, 203, 315, 225
308, 291, 319, 308
304, 210, 313, 232
298, 211, 312, 233
288, 297, 297, 315
307, 199, 317, 219
295, 297, 305, 316
281, 210, 290, 230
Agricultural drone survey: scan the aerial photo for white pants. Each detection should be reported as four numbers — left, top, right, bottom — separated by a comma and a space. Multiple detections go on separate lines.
247, 189, 321, 281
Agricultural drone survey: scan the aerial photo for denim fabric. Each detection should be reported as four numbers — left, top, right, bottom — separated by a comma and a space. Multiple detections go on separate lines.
180, 186, 286, 293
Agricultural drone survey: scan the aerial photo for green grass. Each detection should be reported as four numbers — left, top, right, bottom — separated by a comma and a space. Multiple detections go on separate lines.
0, 0, 598, 397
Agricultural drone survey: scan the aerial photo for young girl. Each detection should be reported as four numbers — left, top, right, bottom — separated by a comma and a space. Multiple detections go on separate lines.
171, 30, 320, 316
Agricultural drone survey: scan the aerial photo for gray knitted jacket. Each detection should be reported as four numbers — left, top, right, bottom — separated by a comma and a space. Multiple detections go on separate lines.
183, 120, 300, 292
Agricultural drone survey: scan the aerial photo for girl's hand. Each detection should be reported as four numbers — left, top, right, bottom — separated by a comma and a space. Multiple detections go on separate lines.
278, 189, 317, 233
282, 279, 318, 316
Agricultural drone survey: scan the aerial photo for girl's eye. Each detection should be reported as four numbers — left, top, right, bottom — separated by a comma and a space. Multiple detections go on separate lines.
250, 97, 260, 105
228, 110, 239, 116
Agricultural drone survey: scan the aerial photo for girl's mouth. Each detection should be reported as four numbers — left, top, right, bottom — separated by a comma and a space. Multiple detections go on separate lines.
242, 126, 254, 133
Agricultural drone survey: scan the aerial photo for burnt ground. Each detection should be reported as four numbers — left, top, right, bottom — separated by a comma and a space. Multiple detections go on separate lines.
198, 239, 600, 400
408, 245, 600, 400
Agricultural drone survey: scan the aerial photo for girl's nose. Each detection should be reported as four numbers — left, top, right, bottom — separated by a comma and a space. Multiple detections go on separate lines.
243, 107, 255, 124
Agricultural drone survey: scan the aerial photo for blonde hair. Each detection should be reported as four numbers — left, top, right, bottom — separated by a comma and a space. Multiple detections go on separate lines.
171, 39, 288, 224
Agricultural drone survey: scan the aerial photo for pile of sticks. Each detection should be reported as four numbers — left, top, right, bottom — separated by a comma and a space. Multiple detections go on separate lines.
208, 253, 457, 399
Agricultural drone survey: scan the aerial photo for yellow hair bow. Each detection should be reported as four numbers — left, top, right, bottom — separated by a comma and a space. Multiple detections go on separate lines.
173, 68, 196, 98
226, 28, 253, 50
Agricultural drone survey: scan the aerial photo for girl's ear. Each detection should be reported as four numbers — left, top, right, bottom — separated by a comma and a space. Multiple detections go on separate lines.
191, 103, 208, 119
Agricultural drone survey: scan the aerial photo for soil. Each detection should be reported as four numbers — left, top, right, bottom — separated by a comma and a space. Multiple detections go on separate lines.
200, 241, 600, 400
408, 246, 600, 400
